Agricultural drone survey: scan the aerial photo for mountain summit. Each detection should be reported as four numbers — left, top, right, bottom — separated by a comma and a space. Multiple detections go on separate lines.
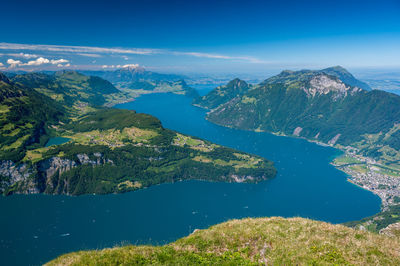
321, 66, 372, 91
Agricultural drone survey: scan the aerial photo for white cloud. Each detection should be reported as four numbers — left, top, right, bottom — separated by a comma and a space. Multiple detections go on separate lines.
5, 57, 72, 68
8, 52, 38, 59
50, 58, 68, 65
0, 62, 3, 67
7, 59, 22, 68
56, 63, 70, 68
23, 57, 50, 66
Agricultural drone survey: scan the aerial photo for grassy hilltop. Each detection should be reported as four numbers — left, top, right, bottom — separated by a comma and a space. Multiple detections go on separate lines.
47, 217, 400, 265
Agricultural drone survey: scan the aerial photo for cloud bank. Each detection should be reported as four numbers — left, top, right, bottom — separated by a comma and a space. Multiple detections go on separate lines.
6, 56, 69, 68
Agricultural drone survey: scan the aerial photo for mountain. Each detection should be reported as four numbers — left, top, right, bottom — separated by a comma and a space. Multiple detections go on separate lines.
204, 68, 400, 148
0, 71, 275, 195
198, 66, 400, 232
321, 66, 372, 91
164, 79, 199, 98
0, 73, 65, 162
81, 66, 199, 98
11, 70, 120, 107
47, 217, 400, 265
83, 65, 185, 84
193, 78, 251, 109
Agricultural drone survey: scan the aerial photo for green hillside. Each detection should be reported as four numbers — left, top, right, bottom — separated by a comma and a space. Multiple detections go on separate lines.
12, 70, 120, 107
47, 217, 400, 265
193, 78, 251, 109
0, 73, 65, 162
201, 67, 400, 159
195, 66, 400, 231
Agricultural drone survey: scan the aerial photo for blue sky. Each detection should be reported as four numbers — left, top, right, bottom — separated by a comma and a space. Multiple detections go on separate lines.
1, 0, 399, 74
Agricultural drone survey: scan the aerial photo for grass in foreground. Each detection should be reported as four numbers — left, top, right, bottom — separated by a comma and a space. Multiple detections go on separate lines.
47, 217, 400, 265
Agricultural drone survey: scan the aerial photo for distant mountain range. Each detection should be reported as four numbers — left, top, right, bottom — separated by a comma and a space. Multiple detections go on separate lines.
81, 65, 185, 84
195, 66, 400, 165
81, 66, 199, 98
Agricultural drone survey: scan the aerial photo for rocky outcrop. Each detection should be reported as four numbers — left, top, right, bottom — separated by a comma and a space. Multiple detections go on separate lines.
0, 160, 32, 192
76, 153, 113, 165
38, 157, 77, 191
293, 127, 303, 136
380, 222, 400, 237
230, 174, 255, 183
328, 134, 341, 145
1, 153, 114, 195
304, 74, 357, 99
302, 74, 363, 100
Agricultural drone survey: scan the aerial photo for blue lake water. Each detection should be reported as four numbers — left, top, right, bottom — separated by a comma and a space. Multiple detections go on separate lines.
45, 137, 70, 147
0, 93, 380, 265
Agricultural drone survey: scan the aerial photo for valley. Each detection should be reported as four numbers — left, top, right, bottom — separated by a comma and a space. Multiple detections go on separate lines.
0, 65, 398, 264
0, 70, 275, 196
2, 1, 399, 264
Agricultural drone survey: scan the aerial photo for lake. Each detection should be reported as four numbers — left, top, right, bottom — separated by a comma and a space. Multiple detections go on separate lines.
45, 137, 71, 147
0, 93, 381, 265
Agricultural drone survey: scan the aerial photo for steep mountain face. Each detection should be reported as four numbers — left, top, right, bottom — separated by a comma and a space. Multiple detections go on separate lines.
0, 71, 275, 195
259, 66, 372, 91
193, 78, 251, 109
204, 68, 400, 148
321, 66, 372, 91
12, 71, 119, 107
0, 74, 65, 162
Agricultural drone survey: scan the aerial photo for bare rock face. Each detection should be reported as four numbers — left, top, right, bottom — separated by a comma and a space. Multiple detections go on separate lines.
77, 153, 113, 166
328, 134, 341, 145
304, 74, 360, 99
230, 174, 255, 183
380, 222, 400, 237
0, 160, 32, 192
77, 154, 96, 165
0, 153, 115, 194
39, 157, 77, 180
293, 127, 303, 136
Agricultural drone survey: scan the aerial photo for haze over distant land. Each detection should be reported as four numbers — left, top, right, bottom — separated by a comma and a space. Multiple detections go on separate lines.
0, 0, 399, 74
